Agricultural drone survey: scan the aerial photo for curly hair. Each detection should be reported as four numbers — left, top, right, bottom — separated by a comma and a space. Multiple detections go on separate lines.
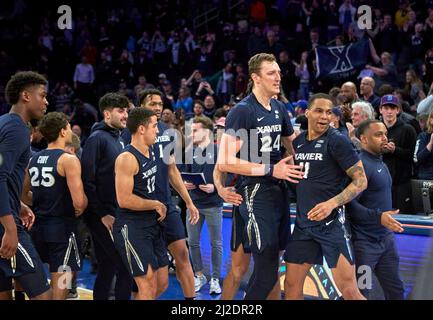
99, 92, 129, 114
5, 71, 47, 105
38, 112, 69, 143
138, 88, 163, 106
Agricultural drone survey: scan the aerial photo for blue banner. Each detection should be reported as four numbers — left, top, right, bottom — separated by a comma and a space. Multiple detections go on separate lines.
315, 39, 369, 81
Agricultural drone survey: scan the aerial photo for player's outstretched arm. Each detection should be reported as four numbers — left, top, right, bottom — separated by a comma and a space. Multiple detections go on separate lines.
308, 160, 368, 221
115, 152, 165, 220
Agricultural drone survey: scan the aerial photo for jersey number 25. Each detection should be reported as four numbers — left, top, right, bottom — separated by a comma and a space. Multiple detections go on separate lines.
29, 167, 55, 187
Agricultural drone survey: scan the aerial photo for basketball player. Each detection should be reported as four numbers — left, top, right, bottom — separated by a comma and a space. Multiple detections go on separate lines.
122, 89, 199, 299
113, 108, 168, 300
217, 53, 304, 299
283, 93, 368, 300
0, 71, 52, 300
23, 112, 88, 299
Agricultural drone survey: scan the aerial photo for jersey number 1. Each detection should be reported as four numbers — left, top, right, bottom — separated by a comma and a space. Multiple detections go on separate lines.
299, 162, 310, 179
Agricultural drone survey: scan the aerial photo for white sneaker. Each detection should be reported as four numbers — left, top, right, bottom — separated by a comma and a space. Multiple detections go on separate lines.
209, 278, 222, 295
194, 274, 207, 292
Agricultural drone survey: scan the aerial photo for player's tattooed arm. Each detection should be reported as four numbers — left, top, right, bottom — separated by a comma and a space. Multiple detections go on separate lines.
333, 161, 368, 207
307, 160, 367, 221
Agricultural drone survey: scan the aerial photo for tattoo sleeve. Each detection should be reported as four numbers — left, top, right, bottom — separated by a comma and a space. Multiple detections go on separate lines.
332, 161, 368, 207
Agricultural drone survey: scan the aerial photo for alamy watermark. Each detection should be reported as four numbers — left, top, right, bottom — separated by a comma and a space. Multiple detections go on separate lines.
57, 5, 72, 30
357, 265, 372, 290
357, 5, 373, 30
157, 124, 274, 167
56, 265, 73, 290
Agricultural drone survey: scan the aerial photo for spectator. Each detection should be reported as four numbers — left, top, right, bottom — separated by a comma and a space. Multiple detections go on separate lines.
330, 106, 348, 136
51, 82, 74, 112
193, 100, 205, 117
248, 26, 267, 58
73, 55, 95, 102
80, 40, 98, 66
425, 48, 433, 86
185, 70, 203, 97
417, 113, 429, 132
161, 108, 175, 128
375, 14, 400, 62
395, 0, 410, 29
114, 49, 133, 84
265, 30, 284, 58
417, 83, 433, 115
295, 51, 310, 100
338, 0, 356, 33
203, 95, 217, 119
404, 70, 426, 113
133, 75, 154, 98
406, 22, 427, 75
326, 1, 341, 41
234, 63, 248, 99
366, 52, 398, 92
250, 0, 267, 24
195, 80, 216, 101
95, 51, 116, 99
173, 87, 193, 116
414, 109, 433, 179
279, 50, 298, 103
346, 101, 375, 148
215, 63, 234, 105
360, 77, 381, 115
380, 94, 417, 214
340, 81, 359, 122
70, 98, 99, 139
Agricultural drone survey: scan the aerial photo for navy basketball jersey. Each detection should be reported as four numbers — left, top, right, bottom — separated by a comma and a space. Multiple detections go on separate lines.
225, 94, 294, 187
121, 122, 176, 205
118, 145, 159, 225
153, 122, 176, 204
29, 149, 75, 221
293, 128, 360, 228
0, 114, 31, 224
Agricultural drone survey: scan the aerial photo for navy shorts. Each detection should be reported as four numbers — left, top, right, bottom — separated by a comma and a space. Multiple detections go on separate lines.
113, 219, 169, 278
237, 181, 290, 254
0, 226, 50, 298
30, 221, 81, 273
160, 205, 186, 245
284, 210, 354, 268
230, 204, 251, 253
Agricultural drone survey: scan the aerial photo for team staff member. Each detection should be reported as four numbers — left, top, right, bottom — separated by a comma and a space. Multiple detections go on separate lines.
348, 119, 405, 300
81, 93, 132, 300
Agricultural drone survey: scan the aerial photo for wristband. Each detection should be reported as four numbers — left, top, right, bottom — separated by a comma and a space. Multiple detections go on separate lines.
264, 164, 274, 177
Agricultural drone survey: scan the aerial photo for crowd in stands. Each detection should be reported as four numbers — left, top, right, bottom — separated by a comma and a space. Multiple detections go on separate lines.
2, 0, 433, 213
